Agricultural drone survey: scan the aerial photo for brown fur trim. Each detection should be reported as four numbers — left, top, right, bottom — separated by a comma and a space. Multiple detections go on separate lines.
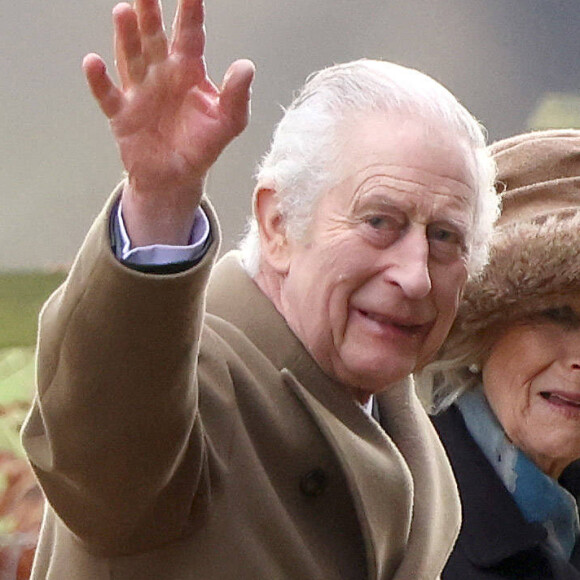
441, 207, 580, 362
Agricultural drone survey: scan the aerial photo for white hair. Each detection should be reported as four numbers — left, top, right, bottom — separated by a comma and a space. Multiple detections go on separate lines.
414, 356, 485, 414
239, 58, 499, 278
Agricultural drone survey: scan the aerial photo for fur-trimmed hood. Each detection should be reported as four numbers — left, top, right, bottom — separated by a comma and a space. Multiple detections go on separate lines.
439, 129, 580, 365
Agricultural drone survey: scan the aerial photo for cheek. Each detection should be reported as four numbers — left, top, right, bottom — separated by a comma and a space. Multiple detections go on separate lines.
434, 265, 466, 312
490, 390, 524, 432
483, 367, 532, 443
431, 286, 462, 339
295, 273, 352, 341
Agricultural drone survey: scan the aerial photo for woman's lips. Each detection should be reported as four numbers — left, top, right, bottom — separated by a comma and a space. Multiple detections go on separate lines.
540, 391, 580, 409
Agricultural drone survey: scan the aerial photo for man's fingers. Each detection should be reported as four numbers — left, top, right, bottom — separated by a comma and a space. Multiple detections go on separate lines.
83, 54, 123, 118
220, 59, 256, 135
113, 3, 146, 86
171, 0, 205, 59
135, 0, 165, 36
135, 0, 168, 63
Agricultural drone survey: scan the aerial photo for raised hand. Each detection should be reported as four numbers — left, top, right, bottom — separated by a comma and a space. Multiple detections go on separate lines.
83, 0, 255, 246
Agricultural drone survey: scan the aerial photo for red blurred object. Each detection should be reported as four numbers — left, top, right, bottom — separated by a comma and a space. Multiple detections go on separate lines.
0, 449, 44, 580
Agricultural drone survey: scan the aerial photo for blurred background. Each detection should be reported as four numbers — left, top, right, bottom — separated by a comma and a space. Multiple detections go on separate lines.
1, 0, 580, 576
2, 0, 580, 272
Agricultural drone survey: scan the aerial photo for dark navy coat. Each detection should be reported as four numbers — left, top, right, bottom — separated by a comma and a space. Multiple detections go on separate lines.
433, 405, 580, 579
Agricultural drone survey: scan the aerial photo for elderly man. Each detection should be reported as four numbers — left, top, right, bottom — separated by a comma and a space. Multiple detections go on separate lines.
23, 0, 498, 578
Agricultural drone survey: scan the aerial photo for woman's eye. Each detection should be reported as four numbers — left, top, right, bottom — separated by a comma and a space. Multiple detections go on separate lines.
541, 306, 580, 328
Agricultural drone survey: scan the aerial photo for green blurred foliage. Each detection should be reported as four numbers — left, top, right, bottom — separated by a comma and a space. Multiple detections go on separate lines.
0, 270, 67, 458
0, 349, 36, 458
0, 349, 35, 407
527, 92, 580, 131
0, 272, 63, 556
0, 271, 66, 349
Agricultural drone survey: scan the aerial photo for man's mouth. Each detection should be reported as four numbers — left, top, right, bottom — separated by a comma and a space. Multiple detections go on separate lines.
358, 309, 430, 336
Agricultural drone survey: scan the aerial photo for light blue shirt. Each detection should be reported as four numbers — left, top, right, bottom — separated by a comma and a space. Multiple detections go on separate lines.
112, 199, 210, 265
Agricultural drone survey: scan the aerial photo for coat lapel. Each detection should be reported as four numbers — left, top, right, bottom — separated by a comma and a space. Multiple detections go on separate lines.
283, 369, 414, 580
207, 251, 459, 579
207, 252, 415, 578
376, 383, 461, 579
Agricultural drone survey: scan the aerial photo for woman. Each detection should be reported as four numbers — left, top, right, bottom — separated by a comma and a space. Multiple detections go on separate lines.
418, 129, 580, 579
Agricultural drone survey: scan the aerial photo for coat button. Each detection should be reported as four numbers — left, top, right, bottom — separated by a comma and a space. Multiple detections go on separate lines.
300, 468, 328, 497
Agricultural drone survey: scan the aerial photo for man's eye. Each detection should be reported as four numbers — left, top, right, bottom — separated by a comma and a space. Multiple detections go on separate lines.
367, 216, 384, 228
366, 215, 401, 229
426, 224, 466, 263
541, 306, 580, 328
428, 225, 460, 244
362, 214, 404, 247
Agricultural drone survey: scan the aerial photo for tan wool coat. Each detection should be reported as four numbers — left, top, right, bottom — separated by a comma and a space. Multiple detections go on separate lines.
22, 193, 460, 579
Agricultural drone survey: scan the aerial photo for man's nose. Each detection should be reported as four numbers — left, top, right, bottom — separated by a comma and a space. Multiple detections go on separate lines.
383, 227, 432, 300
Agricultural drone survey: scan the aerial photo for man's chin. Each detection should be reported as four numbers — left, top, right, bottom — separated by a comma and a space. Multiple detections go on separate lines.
340, 359, 417, 393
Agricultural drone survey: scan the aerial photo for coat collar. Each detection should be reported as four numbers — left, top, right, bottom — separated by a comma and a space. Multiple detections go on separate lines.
206, 252, 411, 578
207, 251, 459, 579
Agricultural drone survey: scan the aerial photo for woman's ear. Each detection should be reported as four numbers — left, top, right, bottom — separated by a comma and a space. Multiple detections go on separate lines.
254, 187, 291, 274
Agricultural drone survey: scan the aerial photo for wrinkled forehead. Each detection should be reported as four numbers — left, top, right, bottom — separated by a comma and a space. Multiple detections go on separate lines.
327, 113, 478, 220
335, 110, 479, 190
344, 168, 476, 225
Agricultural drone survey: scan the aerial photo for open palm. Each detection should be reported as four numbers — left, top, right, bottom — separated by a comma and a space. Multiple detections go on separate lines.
83, 0, 254, 243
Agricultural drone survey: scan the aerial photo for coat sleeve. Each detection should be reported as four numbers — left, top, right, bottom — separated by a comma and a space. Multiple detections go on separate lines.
21, 185, 222, 555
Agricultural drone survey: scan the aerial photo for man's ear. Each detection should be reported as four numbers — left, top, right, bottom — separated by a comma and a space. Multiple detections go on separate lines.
254, 187, 291, 274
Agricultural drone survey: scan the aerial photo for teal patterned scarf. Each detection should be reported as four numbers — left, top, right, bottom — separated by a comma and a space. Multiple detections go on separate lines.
456, 386, 580, 559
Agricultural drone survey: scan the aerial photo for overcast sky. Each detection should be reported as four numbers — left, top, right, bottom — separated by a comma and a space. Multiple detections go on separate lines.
2, 0, 579, 270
